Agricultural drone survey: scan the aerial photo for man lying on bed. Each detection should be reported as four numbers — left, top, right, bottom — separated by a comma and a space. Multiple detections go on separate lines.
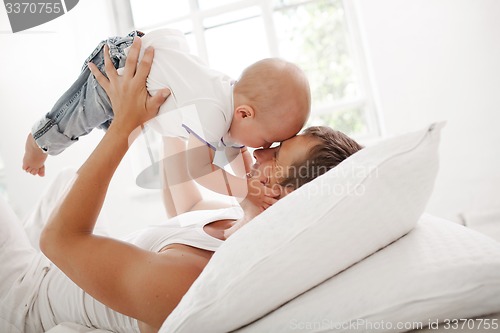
0, 38, 362, 333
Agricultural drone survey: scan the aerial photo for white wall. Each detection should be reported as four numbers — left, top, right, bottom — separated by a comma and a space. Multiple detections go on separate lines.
355, 0, 500, 222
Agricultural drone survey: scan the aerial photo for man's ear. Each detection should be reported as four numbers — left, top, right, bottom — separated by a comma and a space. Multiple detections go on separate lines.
235, 105, 255, 119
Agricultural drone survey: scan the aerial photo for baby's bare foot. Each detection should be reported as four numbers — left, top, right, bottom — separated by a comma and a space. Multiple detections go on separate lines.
23, 133, 47, 177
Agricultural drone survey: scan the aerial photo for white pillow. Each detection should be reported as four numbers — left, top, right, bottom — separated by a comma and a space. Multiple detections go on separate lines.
234, 214, 500, 332
161, 123, 444, 333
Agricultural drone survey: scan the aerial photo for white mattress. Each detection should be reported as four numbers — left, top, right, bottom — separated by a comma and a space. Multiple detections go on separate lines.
234, 214, 500, 332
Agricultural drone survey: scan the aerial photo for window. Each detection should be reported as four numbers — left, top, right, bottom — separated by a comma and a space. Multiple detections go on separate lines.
126, 0, 380, 139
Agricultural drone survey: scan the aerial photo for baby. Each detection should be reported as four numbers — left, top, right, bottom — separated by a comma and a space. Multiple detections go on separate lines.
23, 29, 310, 208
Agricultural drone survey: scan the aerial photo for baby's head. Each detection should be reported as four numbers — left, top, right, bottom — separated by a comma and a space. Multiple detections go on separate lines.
230, 58, 311, 148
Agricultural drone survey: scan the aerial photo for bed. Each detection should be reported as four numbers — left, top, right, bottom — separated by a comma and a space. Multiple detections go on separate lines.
47, 214, 500, 333
45, 123, 500, 332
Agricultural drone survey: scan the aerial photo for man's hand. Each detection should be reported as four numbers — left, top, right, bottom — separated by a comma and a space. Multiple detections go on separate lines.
88, 37, 170, 134
245, 177, 280, 211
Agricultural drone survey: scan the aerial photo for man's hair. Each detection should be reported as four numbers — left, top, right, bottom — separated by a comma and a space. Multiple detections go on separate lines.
279, 126, 363, 190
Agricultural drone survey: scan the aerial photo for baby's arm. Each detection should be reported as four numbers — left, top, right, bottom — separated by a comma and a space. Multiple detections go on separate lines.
225, 147, 253, 179
241, 147, 253, 174
186, 134, 278, 210
160, 137, 202, 218
187, 134, 246, 198
160, 137, 237, 218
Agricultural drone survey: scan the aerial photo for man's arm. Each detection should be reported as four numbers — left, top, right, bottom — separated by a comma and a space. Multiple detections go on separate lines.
40, 38, 187, 330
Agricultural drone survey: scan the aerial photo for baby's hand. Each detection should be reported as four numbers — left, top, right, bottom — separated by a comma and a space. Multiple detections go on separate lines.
22, 133, 47, 176
245, 178, 280, 211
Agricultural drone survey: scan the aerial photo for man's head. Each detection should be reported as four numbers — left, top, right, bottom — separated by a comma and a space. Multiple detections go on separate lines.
279, 126, 364, 191
251, 126, 363, 198
230, 58, 311, 148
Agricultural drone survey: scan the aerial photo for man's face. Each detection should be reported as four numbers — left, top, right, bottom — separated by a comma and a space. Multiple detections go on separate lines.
250, 134, 318, 197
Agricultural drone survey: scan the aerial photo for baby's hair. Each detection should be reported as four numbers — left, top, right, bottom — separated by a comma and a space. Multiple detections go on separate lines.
234, 58, 310, 122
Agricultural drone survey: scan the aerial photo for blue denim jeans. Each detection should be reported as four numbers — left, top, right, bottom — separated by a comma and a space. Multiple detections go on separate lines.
32, 31, 144, 155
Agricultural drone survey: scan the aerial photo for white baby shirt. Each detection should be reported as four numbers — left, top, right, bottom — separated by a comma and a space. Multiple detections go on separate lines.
137, 29, 243, 152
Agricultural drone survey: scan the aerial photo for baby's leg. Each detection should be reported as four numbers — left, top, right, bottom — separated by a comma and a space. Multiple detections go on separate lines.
24, 43, 112, 177
29, 50, 114, 157
26, 32, 140, 176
